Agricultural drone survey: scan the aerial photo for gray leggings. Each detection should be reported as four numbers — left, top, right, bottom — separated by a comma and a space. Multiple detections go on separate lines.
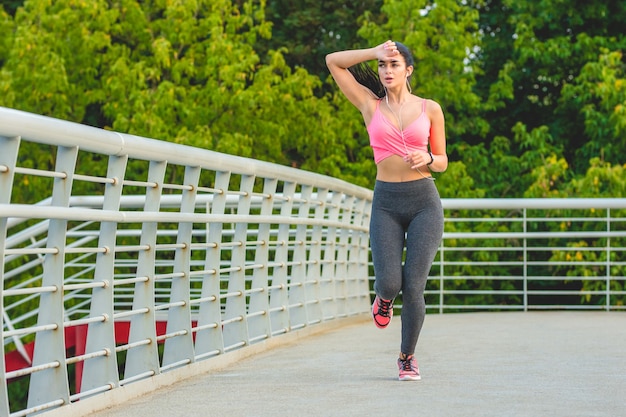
370, 179, 443, 355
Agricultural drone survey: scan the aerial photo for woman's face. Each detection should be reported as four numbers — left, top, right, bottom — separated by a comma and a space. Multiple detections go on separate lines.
378, 56, 412, 90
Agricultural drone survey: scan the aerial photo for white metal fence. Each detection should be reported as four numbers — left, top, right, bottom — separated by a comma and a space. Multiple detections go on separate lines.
1, 107, 625, 416
0, 107, 372, 416
429, 198, 626, 313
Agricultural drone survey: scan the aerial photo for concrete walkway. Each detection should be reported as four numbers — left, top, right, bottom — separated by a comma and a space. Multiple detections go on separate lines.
89, 312, 625, 417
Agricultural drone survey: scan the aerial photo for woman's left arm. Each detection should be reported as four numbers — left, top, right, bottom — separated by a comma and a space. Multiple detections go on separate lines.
427, 100, 448, 173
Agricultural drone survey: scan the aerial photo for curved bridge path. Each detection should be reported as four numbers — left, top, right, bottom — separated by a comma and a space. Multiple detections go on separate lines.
86, 312, 625, 417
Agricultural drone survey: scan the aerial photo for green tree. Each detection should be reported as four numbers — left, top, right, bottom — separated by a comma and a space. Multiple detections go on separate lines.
475, 0, 626, 175
566, 158, 626, 198
261, 0, 384, 80
2, 0, 625, 198
0, 0, 23, 15
0, 0, 374, 186
559, 50, 626, 169
0, 6, 13, 66
0, 0, 117, 121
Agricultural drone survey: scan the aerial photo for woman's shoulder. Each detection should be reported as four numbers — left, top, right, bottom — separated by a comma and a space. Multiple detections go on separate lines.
422, 97, 443, 114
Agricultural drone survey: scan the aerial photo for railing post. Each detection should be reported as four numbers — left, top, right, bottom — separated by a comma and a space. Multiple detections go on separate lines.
523, 208, 528, 312
247, 178, 278, 342
223, 174, 255, 350
309, 188, 329, 321
162, 165, 201, 367
323, 191, 343, 320
124, 160, 167, 380
606, 208, 611, 311
346, 196, 369, 314
0, 134, 21, 416
269, 181, 297, 335
439, 240, 445, 314
289, 184, 314, 328
194, 171, 230, 359
28, 145, 78, 410
81, 155, 128, 394
335, 194, 355, 318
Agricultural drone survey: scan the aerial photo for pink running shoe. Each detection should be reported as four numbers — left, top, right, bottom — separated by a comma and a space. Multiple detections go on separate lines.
398, 355, 421, 381
371, 296, 393, 328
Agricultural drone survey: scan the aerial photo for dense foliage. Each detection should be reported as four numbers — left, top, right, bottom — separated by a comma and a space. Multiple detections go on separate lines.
1, 0, 624, 196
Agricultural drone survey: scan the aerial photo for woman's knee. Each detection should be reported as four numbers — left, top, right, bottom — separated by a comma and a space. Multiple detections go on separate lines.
374, 276, 402, 299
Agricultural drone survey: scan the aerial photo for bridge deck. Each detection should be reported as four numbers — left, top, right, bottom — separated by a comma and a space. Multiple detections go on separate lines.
86, 312, 625, 417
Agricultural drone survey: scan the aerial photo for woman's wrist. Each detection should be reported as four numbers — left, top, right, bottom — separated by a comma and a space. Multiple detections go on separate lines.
427, 152, 434, 166
427, 153, 448, 173
428, 153, 439, 172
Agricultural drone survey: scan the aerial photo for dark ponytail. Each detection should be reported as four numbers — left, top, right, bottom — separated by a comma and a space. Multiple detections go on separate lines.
347, 42, 415, 99
348, 63, 385, 99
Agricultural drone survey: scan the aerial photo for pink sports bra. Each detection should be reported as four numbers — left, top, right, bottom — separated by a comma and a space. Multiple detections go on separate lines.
366, 98, 430, 164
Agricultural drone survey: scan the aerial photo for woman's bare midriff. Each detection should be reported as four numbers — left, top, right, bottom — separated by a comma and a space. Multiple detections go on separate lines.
375, 155, 432, 182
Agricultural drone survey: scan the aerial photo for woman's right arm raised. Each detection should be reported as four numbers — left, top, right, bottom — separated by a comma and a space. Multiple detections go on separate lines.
326, 42, 397, 111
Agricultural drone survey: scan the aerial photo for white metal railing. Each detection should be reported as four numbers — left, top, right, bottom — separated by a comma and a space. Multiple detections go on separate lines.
0, 107, 372, 416
430, 198, 626, 313
1, 106, 625, 416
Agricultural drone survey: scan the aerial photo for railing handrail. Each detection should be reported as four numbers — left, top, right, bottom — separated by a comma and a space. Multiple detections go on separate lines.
0, 106, 371, 200
441, 198, 626, 209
